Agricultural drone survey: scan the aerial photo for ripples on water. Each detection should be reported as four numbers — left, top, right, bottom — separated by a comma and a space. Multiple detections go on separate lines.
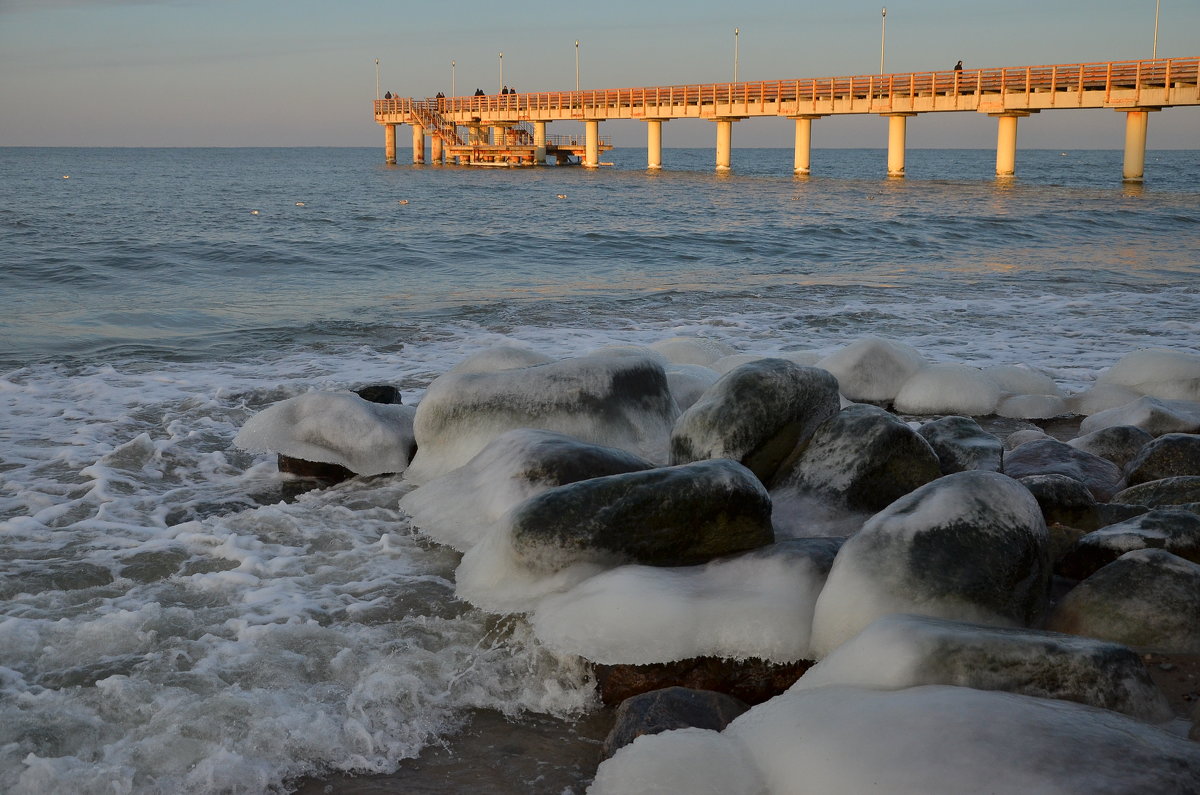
0, 146, 1198, 793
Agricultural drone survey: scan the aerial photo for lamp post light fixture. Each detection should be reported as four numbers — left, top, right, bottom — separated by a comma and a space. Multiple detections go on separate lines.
451, 60, 456, 97
575, 40, 580, 91
880, 8, 887, 75
499, 52, 503, 93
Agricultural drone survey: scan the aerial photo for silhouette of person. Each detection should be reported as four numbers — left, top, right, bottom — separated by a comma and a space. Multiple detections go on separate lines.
502, 85, 509, 94
384, 91, 392, 99
475, 88, 484, 96
954, 60, 963, 71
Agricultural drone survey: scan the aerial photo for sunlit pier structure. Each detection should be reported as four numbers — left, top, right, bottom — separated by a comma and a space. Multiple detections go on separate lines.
374, 57, 1199, 181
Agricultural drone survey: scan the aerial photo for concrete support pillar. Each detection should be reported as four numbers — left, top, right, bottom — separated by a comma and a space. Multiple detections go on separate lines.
647, 120, 664, 169
994, 114, 1019, 176
490, 125, 503, 146
411, 123, 425, 164
431, 135, 444, 164
885, 114, 914, 177
384, 124, 397, 165
715, 119, 734, 171
584, 120, 600, 168
1121, 109, 1157, 182
791, 116, 819, 175
468, 124, 483, 145
534, 121, 547, 163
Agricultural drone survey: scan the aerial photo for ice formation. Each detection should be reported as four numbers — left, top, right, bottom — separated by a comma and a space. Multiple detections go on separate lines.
233, 391, 416, 476
816, 336, 927, 403
648, 337, 736, 367
892, 363, 1002, 416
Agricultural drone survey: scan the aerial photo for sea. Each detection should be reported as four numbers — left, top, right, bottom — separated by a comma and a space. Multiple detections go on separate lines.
1, 145, 1198, 794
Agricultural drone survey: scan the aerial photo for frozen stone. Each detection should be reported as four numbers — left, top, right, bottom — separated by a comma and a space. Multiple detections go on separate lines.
1112, 476, 1200, 509
893, 363, 1002, 416
916, 415, 1003, 474
773, 404, 941, 514
234, 391, 417, 477
649, 337, 735, 367
405, 353, 679, 483
531, 538, 839, 665
1004, 428, 1051, 450
816, 336, 926, 403
809, 470, 1051, 658
670, 359, 841, 484
665, 364, 721, 411
509, 458, 773, 570
1066, 383, 1143, 416
794, 613, 1172, 722
1079, 395, 1200, 437
590, 727, 766, 795
1067, 424, 1154, 470
1002, 438, 1124, 502
399, 429, 654, 552
995, 393, 1069, 420
1058, 509, 1200, 580
1018, 473, 1102, 534
448, 344, 554, 374
1047, 549, 1200, 653
1099, 348, 1200, 402
983, 364, 1064, 398
1124, 432, 1200, 486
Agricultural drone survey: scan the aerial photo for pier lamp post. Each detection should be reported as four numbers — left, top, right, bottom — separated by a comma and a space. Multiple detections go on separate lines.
880, 8, 887, 74
499, 52, 504, 93
1153, 0, 1160, 59
374, 58, 380, 100
734, 28, 740, 83
575, 41, 580, 91
451, 60, 456, 97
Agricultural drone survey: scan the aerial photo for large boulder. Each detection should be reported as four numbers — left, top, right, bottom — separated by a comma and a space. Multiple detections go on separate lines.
1067, 424, 1154, 470
509, 459, 773, 570
1057, 508, 1200, 580
1096, 348, 1200, 402
1079, 395, 1200, 437
815, 336, 926, 403
809, 470, 1051, 658
398, 429, 654, 552
670, 359, 841, 484
234, 391, 417, 477
592, 686, 1200, 795
916, 415, 1003, 475
601, 687, 749, 760
1112, 476, 1200, 509
1001, 438, 1124, 502
893, 364, 1002, 416
1124, 432, 1200, 486
404, 353, 679, 482
773, 404, 941, 513
794, 613, 1172, 722
1018, 473, 1102, 533
1046, 549, 1200, 653
447, 344, 554, 374
648, 337, 735, 367
664, 364, 721, 411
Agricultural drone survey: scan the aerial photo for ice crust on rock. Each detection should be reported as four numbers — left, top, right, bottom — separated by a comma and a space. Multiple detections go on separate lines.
404, 352, 679, 483
893, 363, 1002, 416
816, 336, 926, 403
983, 364, 1064, 398
1099, 348, 1200, 402
589, 727, 767, 795
531, 539, 839, 665
664, 364, 721, 411
1067, 424, 1155, 469
447, 344, 554, 374
648, 337, 736, 367
233, 391, 417, 477
1079, 395, 1200, 437
793, 613, 1172, 722
996, 393, 1069, 419
808, 470, 1051, 658
398, 429, 654, 552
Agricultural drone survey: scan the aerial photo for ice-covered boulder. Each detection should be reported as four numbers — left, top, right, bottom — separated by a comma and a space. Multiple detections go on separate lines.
1066, 382, 1144, 416
405, 353, 679, 483
602, 687, 749, 761
590, 685, 1200, 795
1078, 395, 1200, 437
447, 344, 554, 374
1066, 424, 1154, 470
1001, 438, 1124, 502
664, 364, 721, 411
1003, 428, 1051, 450
1097, 348, 1200, 402
809, 470, 1051, 658
234, 391, 417, 477
893, 363, 1002, 416
1111, 475, 1200, 508
995, 393, 1069, 419
531, 538, 839, 665
508, 459, 773, 571
1018, 473, 1102, 534
648, 337, 735, 367
983, 364, 1064, 398
1124, 432, 1200, 486
793, 613, 1171, 722
1057, 508, 1200, 580
670, 359, 841, 484
816, 336, 926, 403
1047, 548, 1200, 653
916, 415, 1003, 475
398, 429, 654, 552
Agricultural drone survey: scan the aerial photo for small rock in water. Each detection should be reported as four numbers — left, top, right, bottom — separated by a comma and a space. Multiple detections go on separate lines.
602, 687, 749, 760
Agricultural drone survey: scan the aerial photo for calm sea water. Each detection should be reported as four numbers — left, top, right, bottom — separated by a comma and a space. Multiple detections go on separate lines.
1, 146, 1198, 793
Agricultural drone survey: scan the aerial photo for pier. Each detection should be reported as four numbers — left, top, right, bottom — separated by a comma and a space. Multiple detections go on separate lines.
374, 56, 1199, 181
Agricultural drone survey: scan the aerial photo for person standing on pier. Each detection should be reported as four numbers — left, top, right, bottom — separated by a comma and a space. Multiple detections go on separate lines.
954, 60, 963, 71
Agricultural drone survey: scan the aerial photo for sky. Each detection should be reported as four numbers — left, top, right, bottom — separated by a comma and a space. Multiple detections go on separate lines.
1, 0, 1197, 149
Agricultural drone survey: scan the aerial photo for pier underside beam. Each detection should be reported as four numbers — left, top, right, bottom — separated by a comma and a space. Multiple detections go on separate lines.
384, 124, 397, 165
884, 113, 916, 177
584, 120, 601, 168
1120, 108, 1159, 182
412, 123, 425, 164
990, 111, 1035, 177
646, 120, 665, 169
791, 115, 822, 175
